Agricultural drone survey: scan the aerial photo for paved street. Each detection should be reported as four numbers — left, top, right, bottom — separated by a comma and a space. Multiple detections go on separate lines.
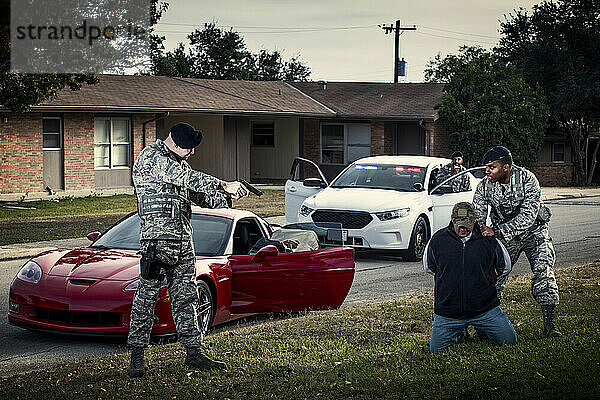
0, 195, 598, 376
346, 195, 600, 307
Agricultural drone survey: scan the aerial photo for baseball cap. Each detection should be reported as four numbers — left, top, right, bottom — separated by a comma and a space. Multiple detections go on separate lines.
170, 123, 203, 149
451, 202, 476, 228
482, 146, 511, 165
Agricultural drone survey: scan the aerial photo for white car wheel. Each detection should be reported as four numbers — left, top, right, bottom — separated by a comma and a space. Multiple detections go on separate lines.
403, 216, 429, 262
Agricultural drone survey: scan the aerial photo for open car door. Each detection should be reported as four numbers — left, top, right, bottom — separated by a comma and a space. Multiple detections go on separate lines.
228, 246, 354, 314
429, 168, 482, 234
285, 157, 328, 224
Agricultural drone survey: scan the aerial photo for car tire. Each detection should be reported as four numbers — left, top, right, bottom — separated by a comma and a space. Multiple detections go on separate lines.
197, 280, 215, 334
402, 216, 429, 262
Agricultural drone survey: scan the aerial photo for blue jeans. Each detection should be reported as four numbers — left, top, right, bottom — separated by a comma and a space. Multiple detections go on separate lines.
430, 306, 518, 353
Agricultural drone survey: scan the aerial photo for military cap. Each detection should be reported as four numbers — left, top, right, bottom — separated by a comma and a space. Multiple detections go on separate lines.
170, 123, 203, 149
482, 146, 511, 165
451, 202, 476, 228
450, 151, 463, 159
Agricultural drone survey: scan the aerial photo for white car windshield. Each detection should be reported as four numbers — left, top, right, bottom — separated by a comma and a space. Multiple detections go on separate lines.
91, 213, 233, 256
330, 164, 427, 192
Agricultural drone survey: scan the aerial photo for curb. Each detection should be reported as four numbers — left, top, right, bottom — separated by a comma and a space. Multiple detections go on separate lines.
2, 192, 598, 262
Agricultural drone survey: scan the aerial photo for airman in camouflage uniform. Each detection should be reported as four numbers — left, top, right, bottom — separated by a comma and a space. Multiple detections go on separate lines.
473, 146, 560, 338
128, 123, 248, 378
436, 151, 471, 192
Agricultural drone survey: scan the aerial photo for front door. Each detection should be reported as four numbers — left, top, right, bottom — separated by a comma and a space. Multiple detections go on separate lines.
229, 247, 355, 314
42, 117, 64, 192
285, 157, 328, 224
429, 168, 482, 234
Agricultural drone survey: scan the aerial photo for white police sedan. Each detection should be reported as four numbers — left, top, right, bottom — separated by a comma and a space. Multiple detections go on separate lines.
284, 156, 480, 261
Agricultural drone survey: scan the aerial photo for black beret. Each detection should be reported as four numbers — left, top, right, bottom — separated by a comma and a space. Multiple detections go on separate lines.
450, 151, 463, 159
170, 123, 202, 149
482, 146, 511, 165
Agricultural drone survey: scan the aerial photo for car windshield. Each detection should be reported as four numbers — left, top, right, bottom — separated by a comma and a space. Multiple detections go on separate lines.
330, 163, 427, 192
91, 213, 233, 256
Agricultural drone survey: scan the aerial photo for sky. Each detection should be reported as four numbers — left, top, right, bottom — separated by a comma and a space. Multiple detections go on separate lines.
154, 0, 540, 83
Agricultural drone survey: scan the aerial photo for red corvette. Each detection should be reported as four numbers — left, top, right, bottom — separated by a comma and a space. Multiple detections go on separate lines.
8, 208, 355, 337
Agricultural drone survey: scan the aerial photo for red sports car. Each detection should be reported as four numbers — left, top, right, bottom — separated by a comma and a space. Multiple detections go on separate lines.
8, 207, 355, 337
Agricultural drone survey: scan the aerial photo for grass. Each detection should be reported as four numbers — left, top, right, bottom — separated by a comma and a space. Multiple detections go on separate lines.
0, 190, 285, 245
1, 262, 599, 399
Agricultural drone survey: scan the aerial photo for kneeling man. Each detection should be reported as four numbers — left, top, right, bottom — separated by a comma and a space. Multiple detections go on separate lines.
424, 202, 518, 353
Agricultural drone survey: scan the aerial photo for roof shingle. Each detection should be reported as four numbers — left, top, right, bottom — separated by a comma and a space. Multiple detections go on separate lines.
36, 75, 334, 116
289, 81, 445, 120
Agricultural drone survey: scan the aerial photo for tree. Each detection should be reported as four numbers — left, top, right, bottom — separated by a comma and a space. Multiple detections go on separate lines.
150, 23, 311, 81
424, 46, 549, 168
496, 0, 600, 185
0, 1, 168, 112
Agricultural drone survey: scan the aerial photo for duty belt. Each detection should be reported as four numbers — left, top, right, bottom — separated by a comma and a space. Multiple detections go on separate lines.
138, 193, 191, 219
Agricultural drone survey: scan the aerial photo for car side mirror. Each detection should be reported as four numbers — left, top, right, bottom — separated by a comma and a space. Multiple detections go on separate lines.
87, 231, 101, 242
251, 245, 279, 263
303, 178, 327, 188
413, 182, 424, 191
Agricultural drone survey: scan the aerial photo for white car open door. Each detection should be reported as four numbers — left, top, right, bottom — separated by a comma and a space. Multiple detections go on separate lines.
429, 168, 483, 234
285, 157, 328, 224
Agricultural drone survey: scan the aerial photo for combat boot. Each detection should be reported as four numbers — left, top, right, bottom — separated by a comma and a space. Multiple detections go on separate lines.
541, 305, 562, 338
128, 346, 145, 378
185, 347, 227, 370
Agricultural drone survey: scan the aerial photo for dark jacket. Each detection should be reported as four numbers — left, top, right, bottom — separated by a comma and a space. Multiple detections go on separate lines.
424, 223, 508, 319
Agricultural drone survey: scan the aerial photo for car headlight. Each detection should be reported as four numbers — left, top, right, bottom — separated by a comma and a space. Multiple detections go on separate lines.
375, 208, 410, 221
124, 277, 167, 292
299, 205, 315, 217
17, 260, 42, 284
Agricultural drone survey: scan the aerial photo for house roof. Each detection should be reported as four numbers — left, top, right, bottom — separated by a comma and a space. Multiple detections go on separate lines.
33, 75, 335, 117
288, 81, 445, 120
27, 75, 445, 120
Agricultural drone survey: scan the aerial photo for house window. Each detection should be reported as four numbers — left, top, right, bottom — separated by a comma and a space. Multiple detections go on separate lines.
321, 124, 345, 164
42, 117, 61, 149
552, 142, 565, 163
94, 117, 131, 168
252, 122, 275, 146
346, 124, 371, 162
321, 123, 371, 165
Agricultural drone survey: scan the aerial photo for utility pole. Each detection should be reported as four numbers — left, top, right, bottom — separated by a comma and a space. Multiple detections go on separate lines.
379, 20, 416, 83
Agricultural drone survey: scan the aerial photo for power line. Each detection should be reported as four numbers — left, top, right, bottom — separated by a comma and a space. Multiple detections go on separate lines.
418, 25, 500, 39
413, 30, 497, 45
156, 22, 375, 33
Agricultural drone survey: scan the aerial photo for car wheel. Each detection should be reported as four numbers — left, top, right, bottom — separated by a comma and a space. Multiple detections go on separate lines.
197, 280, 215, 334
403, 216, 429, 262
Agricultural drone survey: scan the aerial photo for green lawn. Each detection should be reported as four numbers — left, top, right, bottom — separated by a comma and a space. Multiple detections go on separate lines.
0, 191, 285, 245
1, 263, 598, 399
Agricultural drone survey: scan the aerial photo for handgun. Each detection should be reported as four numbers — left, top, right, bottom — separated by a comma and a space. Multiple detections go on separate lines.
239, 179, 263, 196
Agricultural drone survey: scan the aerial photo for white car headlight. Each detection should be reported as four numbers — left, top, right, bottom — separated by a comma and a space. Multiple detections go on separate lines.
299, 205, 315, 217
375, 208, 410, 221
17, 260, 42, 284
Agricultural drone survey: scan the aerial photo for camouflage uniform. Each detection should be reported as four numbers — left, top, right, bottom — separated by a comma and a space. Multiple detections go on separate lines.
436, 162, 471, 192
473, 165, 559, 306
127, 139, 228, 348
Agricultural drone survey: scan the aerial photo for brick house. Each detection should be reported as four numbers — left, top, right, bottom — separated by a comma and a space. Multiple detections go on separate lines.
1, 74, 574, 197
0, 75, 454, 196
